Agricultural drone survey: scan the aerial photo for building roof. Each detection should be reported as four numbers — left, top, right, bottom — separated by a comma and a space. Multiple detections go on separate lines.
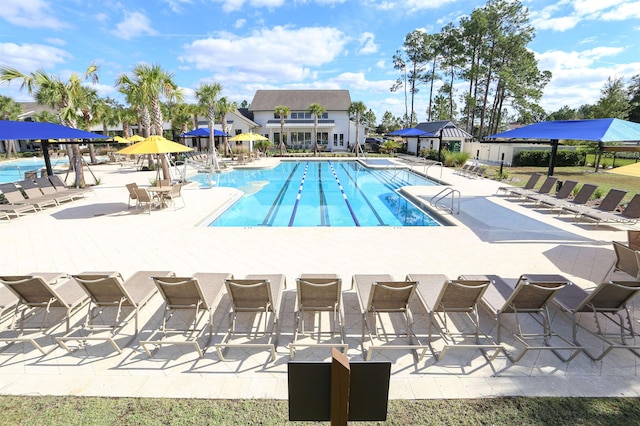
18, 102, 57, 120
249, 90, 352, 112
416, 120, 473, 139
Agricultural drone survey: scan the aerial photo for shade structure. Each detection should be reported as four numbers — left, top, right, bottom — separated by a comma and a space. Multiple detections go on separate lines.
486, 119, 640, 142
181, 128, 228, 137
388, 128, 434, 137
0, 120, 108, 176
116, 135, 193, 155
127, 134, 145, 142
0, 120, 109, 141
608, 162, 640, 178
485, 118, 640, 175
229, 132, 269, 142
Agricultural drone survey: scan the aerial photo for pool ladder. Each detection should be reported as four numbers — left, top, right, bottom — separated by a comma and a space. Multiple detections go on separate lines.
429, 187, 461, 215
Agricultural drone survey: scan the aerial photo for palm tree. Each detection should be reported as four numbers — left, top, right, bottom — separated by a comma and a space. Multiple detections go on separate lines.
307, 102, 326, 156
274, 105, 290, 156
194, 82, 222, 159
0, 95, 22, 158
1, 63, 99, 186
216, 96, 235, 156
77, 85, 101, 164
349, 101, 367, 157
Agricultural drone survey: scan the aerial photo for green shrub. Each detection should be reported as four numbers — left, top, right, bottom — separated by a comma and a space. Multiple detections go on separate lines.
513, 150, 581, 167
420, 149, 440, 161
443, 151, 470, 167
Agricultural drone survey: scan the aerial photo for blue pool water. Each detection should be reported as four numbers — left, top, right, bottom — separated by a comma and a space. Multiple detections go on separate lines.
195, 160, 443, 227
0, 157, 69, 183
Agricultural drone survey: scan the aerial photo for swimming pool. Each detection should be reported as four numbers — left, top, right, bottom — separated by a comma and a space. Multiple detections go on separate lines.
0, 157, 70, 183
196, 160, 444, 227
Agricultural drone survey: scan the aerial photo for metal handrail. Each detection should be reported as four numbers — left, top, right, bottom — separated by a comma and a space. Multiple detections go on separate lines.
429, 187, 461, 214
425, 162, 443, 179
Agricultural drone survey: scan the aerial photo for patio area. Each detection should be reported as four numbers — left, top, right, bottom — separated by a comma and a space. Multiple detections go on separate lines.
0, 159, 638, 399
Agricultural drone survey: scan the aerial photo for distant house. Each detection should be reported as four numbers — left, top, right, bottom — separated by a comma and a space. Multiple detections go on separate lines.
248, 89, 361, 152
404, 120, 473, 156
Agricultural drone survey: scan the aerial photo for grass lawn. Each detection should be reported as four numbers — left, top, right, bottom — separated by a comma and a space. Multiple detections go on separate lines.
1, 396, 640, 425
495, 165, 639, 204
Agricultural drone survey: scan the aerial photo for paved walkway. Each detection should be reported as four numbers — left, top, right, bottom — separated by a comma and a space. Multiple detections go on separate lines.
0, 158, 638, 399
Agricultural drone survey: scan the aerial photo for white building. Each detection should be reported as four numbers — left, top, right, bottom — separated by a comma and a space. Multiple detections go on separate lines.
404, 120, 473, 156
248, 89, 362, 152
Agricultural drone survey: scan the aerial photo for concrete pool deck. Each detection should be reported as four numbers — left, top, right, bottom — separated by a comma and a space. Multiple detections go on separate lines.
0, 158, 639, 399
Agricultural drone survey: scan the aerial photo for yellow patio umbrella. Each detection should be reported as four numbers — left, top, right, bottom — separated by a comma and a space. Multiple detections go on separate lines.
114, 136, 130, 144
229, 132, 269, 142
229, 132, 269, 153
127, 134, 145, 142
117, 135, 193, 180
608, 162, 640, 178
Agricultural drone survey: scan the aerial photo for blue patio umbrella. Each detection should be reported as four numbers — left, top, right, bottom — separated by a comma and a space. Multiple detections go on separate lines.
388, 128, 434, 137
485, 118, 640, 175
180, 128, 228, 137
0, 120, 108, 176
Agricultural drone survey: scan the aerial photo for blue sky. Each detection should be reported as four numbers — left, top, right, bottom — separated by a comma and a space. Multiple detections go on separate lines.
1, 0, 640, 125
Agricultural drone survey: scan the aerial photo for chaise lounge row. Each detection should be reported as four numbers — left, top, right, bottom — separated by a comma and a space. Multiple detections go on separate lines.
1, 244, 638, 363
497, 173, 640, 227
0, 175, 92, 220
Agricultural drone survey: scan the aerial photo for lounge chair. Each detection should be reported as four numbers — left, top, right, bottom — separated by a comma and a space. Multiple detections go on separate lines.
215, 274, 286, 361
629, 230, 640, 250
497, 173, 541, 196
125, 183, 138, 208
48, 175, 93, 198
407, 274, 503, 361
0, 182, 52, 211
0, 285, 18, 324
33, 176, 75, 204
0, 273, 89, 354
56, 271, 172, 353
352, 274, 429, 361
510, 176, 557, 199
16, 179, 61, 209
0, 200, 36, 218
289, 274, 347, 359
479, 274, 582, 362
140, 273, 232, 358
541, 183, 597, 211
580, 193, 640, 227
607, 241, 640, 280
560, 188, 627, 218
554, 280, 640, 360
526, 180, 578, 206
453, 164, 471, 176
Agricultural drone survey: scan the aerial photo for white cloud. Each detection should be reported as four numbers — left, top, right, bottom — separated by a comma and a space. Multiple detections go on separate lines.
375, 60, 386, 69
0, 43, 71, 73
161, 0, 193, 14
214, 0, 285, 13
356, 32, 378, 55
45, 38, 67, 47
600, 1, 640, 20
0, 0, 68, 30
234, 19, 247, 29
535, 46, 640, 112
179, 26, 348, 83
113, 11, 159, 40
533, 16, 580, 32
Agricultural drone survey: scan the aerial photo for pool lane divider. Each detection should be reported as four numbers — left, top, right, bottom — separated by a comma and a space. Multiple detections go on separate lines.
328, 160, 360, 226
261, 162, 301, 226
288, 161, 309, 226
316, 162, 330, 226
